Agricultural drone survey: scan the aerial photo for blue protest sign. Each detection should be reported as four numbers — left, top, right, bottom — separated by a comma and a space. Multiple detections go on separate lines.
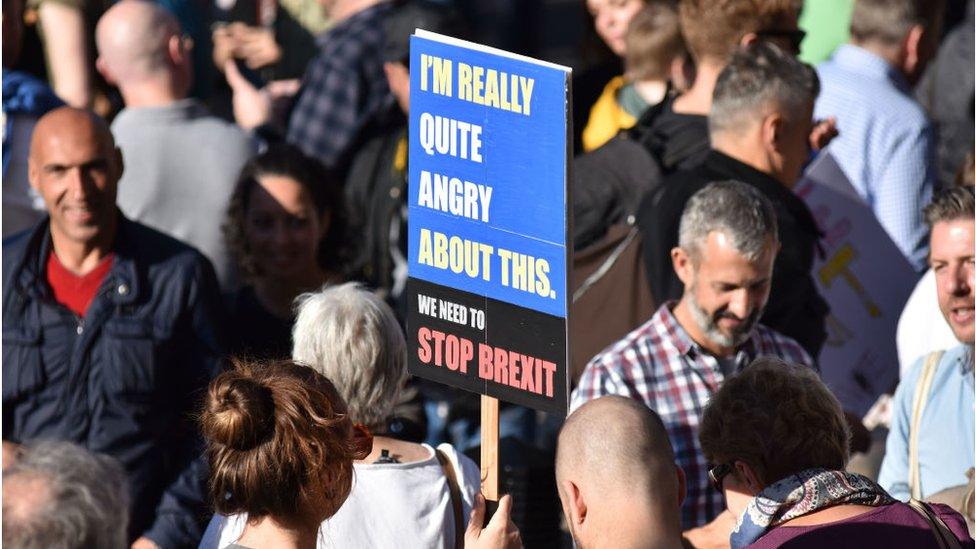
407, 30, 572, 414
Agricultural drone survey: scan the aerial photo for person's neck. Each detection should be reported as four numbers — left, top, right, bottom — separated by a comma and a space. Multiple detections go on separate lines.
711, 140, 779, 183
672, 297, 737, 358
330, 0, 383, 23
850, 40, 902, 71
120, 78, 185, 109
631, 79, 668, 106
588, 496, 684, 549
50, 223, 117, 276
671, 60, 723, 116
779, 504, 877, 527
236, 514, 319, 549
252, 268, 331, 318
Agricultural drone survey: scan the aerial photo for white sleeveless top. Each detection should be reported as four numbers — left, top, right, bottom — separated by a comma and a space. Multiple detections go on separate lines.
198, 443, 480, 549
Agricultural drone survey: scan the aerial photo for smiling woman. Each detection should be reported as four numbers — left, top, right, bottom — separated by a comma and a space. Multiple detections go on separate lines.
221, 143, 349, 360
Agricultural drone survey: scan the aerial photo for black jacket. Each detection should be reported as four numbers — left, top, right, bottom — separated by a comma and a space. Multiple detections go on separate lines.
344, 124, 409, 318
637, 150, 829, 358
2, 215, 225, 548
572, 94, 709, 250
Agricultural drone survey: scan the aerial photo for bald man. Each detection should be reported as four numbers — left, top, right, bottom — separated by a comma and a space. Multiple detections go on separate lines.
3, 107, 225, 548
96, 0, 253, 289
556, 396, 686, 549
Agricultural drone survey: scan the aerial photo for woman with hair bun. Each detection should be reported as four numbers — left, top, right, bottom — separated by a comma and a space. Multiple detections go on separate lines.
201, 283, 485, 548
200, 359, 371, 549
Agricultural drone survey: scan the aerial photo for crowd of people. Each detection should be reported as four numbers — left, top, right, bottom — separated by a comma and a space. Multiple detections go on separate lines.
1, 0, 974, 547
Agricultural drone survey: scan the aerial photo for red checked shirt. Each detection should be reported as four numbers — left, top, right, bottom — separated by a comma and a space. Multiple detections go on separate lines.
570, 303, 814, 528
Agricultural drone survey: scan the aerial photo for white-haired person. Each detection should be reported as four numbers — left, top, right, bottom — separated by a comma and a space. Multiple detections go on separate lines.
3, 440, 130, 549
200, 282, 485, 548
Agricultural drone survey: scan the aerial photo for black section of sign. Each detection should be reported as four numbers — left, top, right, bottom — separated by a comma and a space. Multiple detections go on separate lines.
407, 277, 568, 415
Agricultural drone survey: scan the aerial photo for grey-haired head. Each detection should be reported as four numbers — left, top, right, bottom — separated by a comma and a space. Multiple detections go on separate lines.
678, 180, 779, 263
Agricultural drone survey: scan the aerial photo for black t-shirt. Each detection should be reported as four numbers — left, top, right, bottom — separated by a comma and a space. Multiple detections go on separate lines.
224, 285, 294, 361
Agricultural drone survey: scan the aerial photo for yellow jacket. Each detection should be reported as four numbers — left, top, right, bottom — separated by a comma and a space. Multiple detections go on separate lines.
581, 76, 637, 152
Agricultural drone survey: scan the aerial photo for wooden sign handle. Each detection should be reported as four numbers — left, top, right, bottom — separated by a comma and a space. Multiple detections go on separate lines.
480, 394, 499, 500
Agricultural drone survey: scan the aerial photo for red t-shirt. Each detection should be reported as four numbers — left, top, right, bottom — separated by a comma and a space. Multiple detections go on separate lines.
46, 251, 115, 317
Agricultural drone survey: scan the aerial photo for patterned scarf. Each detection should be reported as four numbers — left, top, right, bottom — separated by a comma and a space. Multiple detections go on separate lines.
730, 468, 895, 548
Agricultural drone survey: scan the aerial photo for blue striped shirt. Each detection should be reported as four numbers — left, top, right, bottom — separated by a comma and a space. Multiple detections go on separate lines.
814, 44, 935, 271
879, 344, 975, 501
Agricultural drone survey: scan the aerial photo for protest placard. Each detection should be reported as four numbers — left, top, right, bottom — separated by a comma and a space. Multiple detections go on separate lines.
797, 152, 919, 418
406, 30, 572, 417
406, 31, 572, 502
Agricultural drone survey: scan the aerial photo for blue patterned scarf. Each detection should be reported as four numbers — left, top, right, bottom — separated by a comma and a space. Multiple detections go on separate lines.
730, 468, 895, 548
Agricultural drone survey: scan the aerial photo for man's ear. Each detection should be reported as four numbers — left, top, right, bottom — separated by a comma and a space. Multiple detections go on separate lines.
901, 24, 925, 76
739, 32, 759, 48
563, 479, 587, 528
669, 55, 694, 92
27, 156, 40, 192
672, 246, 694, 286
169, 34, 186, 66
761, 111, 783, 156
735, 461, 764, 495
95, 57, 116, 86
674, 463, 687, 507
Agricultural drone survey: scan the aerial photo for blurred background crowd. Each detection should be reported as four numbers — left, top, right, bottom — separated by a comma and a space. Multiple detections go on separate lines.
1, 0, 974, 547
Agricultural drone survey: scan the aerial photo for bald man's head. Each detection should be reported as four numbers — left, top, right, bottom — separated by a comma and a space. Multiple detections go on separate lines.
96, 0, 187, 88
557, 397, 685, 547
558, 396, 677, 499
28, 107, 122, 246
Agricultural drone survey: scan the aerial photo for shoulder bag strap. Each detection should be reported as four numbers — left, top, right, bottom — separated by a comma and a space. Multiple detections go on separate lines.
435, 448, 465, 549
910, 350, 945, 500
908, 499, 965, 549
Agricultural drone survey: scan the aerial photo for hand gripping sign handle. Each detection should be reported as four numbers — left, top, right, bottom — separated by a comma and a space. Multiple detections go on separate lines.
480, 394, 500, 526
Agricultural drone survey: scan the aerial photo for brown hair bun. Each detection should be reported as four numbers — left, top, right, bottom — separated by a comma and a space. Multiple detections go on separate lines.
202, 374, 275, 451
200, 359, 367, 523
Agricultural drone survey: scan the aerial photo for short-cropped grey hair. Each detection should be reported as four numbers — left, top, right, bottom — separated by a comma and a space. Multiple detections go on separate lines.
2, 440, 130, 549
678, 180, 779, 261
850, 0, 944, 47
709, 42, 819, 137
292, 282, 408, 430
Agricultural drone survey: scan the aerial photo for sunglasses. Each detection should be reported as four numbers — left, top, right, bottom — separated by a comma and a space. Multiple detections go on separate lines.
708, 461, 736, 492
757, 29, 807, 54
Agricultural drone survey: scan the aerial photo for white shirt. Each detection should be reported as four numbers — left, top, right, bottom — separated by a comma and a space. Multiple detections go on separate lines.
198, 443, 480, 549
896, 269, 958, 375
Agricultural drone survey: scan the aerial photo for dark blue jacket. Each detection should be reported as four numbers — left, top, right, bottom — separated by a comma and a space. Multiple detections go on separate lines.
3, 215, 225, 548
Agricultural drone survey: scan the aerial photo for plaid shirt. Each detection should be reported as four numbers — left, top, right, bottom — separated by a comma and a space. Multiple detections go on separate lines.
287, 2, 394, 170
570, 303, 814, 528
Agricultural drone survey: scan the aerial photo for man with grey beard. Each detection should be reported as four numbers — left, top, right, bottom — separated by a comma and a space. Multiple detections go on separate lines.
571, 180, 814, 530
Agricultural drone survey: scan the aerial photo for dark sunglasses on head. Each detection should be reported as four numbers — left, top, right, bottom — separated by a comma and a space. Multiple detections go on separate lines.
708, 461, 736, 492
757, 29, 807, 54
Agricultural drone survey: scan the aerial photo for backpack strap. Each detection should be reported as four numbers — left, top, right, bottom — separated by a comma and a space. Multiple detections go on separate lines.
572, 226, 639, 303
910, 350, 945, 500
907, 499, 965, 549
435, 448, 465, 549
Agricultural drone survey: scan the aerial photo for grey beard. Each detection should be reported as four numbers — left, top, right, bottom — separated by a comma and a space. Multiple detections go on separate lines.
686, 291, 758, 349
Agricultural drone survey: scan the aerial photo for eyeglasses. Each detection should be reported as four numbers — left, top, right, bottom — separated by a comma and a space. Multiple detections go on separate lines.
708, 461, 736, 492
756, 29, 807, 54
